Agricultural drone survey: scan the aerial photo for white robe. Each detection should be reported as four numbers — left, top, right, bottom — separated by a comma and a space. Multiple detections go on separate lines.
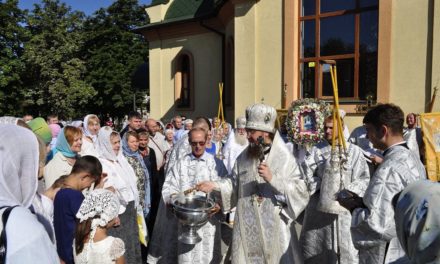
300, 141, 370, 264
403, 127, 422, 159
351, 143, 426, 264
165, 133, 191, 174
217, 132, 309, 263
147, 152, 228, 263
222, 131, 249, 174
79, 136, 99, 158
148, 133, 170, 169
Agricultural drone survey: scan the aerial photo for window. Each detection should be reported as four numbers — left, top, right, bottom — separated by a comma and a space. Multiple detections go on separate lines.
174, 52, 193, 109
299, 0, 378, 101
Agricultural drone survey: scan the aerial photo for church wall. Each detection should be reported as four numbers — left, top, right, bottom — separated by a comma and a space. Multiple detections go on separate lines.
148, 33, 222, 121
145, 1, 173, 24
431, 0, 440, 112
233, 0, 283, 121
388, 0, 433, 115
255, 0, 283, 109
233, 1, 258, 120
225, 19, 237, 120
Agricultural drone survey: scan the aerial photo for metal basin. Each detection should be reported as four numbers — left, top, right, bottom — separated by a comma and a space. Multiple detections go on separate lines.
172, 194, 215, 244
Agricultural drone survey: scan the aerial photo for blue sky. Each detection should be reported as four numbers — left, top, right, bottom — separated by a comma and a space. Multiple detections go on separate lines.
19, 0, 153, 15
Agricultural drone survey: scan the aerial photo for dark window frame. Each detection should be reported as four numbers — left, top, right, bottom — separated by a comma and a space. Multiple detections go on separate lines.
298, 0, 378, 101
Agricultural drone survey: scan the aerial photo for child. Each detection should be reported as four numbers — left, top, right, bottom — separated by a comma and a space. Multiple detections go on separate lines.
74, 189, 125, 264
53, 156, 103, 264
32, 175, 68, 244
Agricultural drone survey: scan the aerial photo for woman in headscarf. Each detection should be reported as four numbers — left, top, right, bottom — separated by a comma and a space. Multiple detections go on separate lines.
44, 126, 82, 189
48, 123, 61, 150
0, 124, 59, 263
122, 131, 152, 260
122, 131, 151, 219
97, 126, 144, 264
164, 129, 174, 149
394, 180, 440, 264
80, 114, 100, 157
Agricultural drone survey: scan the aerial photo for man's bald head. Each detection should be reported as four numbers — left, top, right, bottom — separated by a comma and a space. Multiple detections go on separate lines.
146, 118, 158, 136
193, 117, 211, 132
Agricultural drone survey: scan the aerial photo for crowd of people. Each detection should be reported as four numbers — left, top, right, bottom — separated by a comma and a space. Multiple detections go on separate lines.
0, 102, 436, 264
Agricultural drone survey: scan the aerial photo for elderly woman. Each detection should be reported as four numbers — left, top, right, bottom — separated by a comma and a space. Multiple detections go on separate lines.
80, 114, 100, 157
164, 129, 174, 149
44, 126, 82, 189
0, 124, 59, 263
97, 126, 145, 263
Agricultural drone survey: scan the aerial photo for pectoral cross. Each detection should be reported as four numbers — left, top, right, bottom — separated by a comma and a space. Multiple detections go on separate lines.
251, 193, 264, 207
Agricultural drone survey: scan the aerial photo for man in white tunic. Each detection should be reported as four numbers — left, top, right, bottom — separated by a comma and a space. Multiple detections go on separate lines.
165, 117, 211, 174
403, 113, 422, 159
222, 116, 249, 174
197, 103, 309, 263
147, 127, 228, 264
300, 116, 370, 263
146, 118, 170, 170
337, 104, 426, 264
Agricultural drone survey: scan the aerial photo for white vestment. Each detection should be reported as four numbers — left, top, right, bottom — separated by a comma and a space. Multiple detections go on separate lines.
222, 131, 249, 174
351, 143, 426, 264
403, 127, 422, 159
147, 152, 228, 263
300, 141, 370, 264
165, 133, 191, 174
148, 133, 170, 169
217, 132, 309, 263
79, 136, 99, 158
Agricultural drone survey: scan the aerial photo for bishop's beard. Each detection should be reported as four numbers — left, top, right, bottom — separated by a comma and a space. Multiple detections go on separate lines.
234, 131, 248, 146
247, 143, 262, 159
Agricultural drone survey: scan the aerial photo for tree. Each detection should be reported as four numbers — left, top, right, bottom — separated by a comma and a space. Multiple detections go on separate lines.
82, 0, 149, 119
0, 0, 29, 116
22, 0, 96, 118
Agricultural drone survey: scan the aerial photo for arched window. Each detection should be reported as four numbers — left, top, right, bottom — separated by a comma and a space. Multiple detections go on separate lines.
174, 52, 193, 109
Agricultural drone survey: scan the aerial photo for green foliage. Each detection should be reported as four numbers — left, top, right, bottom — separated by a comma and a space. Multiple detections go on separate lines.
0, 0, 29, 115
82, 0, 149, 119
22, 0, 95, 118
0, 0, 149, 119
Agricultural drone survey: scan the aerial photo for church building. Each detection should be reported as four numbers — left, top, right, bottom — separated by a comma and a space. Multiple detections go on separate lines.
135, 0, 440, 128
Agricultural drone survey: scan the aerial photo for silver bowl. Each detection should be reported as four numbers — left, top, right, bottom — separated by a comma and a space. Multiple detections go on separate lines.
172, 194, 215, 244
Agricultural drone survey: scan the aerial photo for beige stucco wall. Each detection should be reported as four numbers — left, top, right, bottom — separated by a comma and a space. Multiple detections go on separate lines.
233, 0, 283, 121
388, 0, 433, 115
431, 0, 440, 113
148, 33, 222, 121
145, 1, 173, 23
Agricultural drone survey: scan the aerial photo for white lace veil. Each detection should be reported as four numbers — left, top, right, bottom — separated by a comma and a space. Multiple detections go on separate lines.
0, 124, 39, 208
76, 189, 120, 262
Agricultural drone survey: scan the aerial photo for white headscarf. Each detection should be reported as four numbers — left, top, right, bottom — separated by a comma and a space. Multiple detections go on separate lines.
83, 114, 99, 143
96, 126, 139, 212
97, 126, 118, 162
0, 116, 21, 125
394, 180, 440, 263
0, 124, 39, 208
